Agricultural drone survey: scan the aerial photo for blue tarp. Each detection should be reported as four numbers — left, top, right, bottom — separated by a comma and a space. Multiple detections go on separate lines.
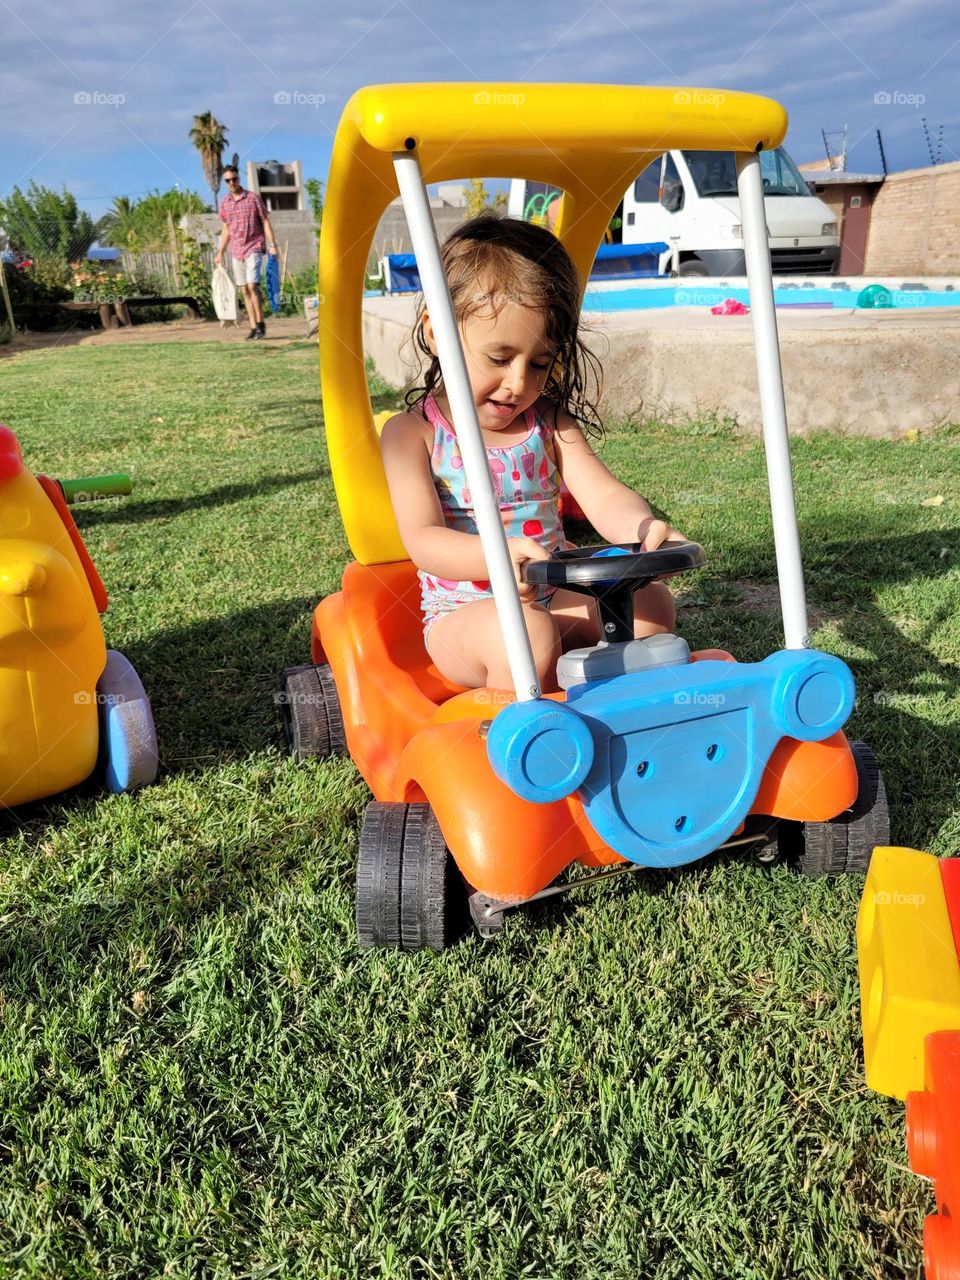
385, 242, 670, 292
263, 254, 282, 313
590, 242, 669, 279
385, 254, 420, 292
2, 246, 122, 263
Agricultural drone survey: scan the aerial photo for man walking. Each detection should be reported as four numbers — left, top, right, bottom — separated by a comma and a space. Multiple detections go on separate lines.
214, 165, 278, 339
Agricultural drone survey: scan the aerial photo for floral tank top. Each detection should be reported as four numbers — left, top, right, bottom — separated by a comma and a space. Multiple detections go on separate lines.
418, 392, 566, 631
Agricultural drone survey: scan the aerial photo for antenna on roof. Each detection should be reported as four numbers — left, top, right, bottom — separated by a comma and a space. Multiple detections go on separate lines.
875, 129, 888, 176
821, 125, 847, 171
921, 119, 944, 166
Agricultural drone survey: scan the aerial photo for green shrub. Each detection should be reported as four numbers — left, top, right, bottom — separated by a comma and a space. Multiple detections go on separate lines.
270, 263, 318, 317
6, 255, 73, 307
178, 235, 215, 318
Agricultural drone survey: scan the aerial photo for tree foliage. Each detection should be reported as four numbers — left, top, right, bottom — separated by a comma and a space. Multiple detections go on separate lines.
464, 179, 507, 217
304, 178, 324, 235
98, 189, 211, 251
189, 111, 229, 205
0, 183, 101, 260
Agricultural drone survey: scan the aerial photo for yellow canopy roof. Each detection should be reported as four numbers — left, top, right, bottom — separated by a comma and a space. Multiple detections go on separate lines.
319, 83, 788, 564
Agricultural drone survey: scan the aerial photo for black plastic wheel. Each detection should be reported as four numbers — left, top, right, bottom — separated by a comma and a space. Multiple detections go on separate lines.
780, 740, 890, 877
280, 663, 346, 761
356, 802, 465, 951
401, 805, 464, 951
356, 802, 406, 949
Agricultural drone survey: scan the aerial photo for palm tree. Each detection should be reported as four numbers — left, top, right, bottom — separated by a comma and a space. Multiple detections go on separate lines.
97, 195, 137, 248
189, 112, 229, 206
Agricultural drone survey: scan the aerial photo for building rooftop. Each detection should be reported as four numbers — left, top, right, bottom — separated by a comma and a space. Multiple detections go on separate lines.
807, 172, 886, 185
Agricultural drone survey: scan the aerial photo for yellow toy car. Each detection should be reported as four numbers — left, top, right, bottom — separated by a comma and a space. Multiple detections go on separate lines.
0, 424, 158, 807
282, 83, 889, 951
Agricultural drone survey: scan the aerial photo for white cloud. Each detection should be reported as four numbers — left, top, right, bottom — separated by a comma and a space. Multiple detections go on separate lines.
0, 0, 955, 208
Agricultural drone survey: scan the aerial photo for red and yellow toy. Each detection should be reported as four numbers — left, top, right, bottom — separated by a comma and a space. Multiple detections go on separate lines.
907, 1031, 960, 1280
0, 424, 157, 807
858, 850, 960, 1280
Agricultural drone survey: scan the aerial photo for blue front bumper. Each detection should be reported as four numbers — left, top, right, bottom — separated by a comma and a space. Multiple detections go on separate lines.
486, 650, 854, 868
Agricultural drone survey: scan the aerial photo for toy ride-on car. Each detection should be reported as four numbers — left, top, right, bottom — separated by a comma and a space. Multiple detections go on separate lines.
281, 83, 889, 949
0, 425, 158, 808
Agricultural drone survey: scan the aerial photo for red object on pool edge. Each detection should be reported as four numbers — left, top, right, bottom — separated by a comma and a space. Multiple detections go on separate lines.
710, 298, 750, 316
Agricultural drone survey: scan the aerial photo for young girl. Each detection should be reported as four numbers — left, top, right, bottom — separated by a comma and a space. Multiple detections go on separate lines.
380, 215, 686, 692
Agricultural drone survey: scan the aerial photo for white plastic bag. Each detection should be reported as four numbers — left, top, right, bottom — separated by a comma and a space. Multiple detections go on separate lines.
212, 263, 238, 321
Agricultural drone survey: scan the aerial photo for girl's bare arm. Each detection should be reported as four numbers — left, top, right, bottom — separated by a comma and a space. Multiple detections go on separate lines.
548, 406, 686, 549
380, 413, 547, 587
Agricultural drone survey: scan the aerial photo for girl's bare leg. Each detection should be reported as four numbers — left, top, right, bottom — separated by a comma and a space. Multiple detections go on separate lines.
548, 581, 677, 650
425, 598, 562, 691
425, 583, 676, 692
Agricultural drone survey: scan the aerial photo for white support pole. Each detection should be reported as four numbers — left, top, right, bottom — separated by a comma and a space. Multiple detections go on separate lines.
392, 150, 542, 700
735, 151, 811, 650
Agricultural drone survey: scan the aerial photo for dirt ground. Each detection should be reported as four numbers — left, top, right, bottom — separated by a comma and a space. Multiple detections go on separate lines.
1, 314, 311, 355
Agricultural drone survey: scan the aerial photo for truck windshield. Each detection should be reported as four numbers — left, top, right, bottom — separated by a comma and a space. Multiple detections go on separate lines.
684, 148, 810, 198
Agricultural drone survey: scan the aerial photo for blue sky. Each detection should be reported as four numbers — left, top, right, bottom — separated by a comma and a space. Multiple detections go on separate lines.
2, 0, 957, 219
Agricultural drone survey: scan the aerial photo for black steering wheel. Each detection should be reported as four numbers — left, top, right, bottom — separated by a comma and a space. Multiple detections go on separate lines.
522, 541, 704, 643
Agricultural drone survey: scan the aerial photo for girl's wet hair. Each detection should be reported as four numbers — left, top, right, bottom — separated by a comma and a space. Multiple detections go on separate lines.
406, 214, 603, 439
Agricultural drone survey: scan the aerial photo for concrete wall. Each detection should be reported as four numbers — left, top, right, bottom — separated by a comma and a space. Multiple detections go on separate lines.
864, 160, 960, 275
372, 203, 472, 261
189, 212, 319, 273
362, 295, 960, 438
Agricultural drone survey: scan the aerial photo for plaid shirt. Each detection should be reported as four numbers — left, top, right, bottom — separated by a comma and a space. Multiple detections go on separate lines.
219, 188, 269, 258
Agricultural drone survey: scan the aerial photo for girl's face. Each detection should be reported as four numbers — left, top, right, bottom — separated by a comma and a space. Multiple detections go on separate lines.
425, 299, 557, 431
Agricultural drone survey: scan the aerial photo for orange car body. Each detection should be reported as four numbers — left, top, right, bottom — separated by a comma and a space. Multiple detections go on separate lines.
312, 561, 857, 901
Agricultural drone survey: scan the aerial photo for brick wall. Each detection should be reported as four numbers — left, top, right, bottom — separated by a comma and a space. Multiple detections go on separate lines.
864, 160, 960, 275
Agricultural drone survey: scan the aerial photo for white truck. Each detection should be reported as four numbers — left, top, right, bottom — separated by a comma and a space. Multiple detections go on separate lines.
508, 146, 839, 277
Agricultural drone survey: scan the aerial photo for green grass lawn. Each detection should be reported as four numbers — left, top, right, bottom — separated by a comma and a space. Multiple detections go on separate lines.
0, 338, 957, 1278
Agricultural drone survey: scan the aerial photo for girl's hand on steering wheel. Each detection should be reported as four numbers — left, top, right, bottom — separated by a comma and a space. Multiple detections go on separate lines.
508, 536, 552, 600
638, 517, 686, 551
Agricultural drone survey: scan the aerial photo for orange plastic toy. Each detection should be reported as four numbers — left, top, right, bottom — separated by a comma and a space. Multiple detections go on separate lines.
281, 84, 890, 950
906, 1031, 960, 1280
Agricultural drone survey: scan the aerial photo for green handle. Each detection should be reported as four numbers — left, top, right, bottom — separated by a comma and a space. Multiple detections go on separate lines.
60, 474, 132, 504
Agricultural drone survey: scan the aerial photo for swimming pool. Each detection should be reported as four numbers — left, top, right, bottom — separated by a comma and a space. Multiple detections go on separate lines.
582, 278, 960, 312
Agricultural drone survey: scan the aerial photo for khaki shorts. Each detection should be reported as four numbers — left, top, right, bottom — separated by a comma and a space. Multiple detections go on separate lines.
231, 252, 264, 286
